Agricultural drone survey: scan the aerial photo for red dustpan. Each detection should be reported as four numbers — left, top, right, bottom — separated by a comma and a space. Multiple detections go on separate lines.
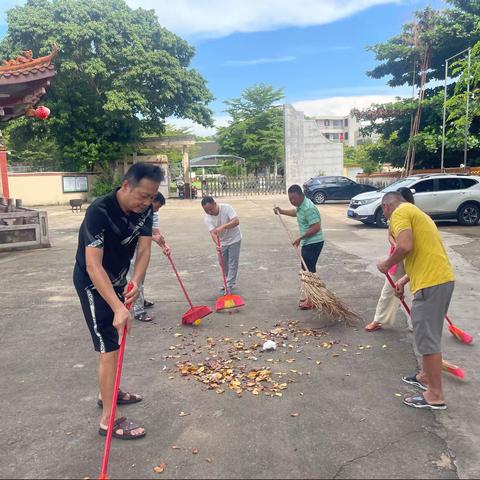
215, 236, 245, 311
167, 253, 212, 325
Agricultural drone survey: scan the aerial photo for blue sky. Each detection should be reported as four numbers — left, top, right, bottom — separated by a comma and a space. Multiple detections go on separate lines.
0, 0, 447, 134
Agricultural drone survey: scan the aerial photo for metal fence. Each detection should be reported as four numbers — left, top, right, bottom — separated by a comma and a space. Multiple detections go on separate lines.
201, 175, 285, 197
7, 165, 61, 173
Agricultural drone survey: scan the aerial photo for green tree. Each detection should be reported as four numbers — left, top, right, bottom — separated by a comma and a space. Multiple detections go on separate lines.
0, 0, 213, 172
356, 0, 480, 168
217, 84, 284, 175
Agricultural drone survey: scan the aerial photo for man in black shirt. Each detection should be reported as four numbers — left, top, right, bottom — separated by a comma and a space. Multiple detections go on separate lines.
73, 162, 163, 439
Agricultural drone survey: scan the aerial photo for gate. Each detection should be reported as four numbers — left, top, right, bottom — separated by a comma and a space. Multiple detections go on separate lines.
201, 176, 285, 197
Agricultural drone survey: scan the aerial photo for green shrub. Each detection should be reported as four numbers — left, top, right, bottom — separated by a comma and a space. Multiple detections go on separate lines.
91, 175, 122, 197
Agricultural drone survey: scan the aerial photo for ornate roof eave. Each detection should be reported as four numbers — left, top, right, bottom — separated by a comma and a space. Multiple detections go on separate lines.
0, 45, 58, 82
0, 45, 58, 122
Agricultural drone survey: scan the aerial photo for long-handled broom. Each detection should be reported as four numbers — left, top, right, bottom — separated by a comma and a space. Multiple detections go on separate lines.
442, 360, 465, 379
99, 282, 134, 480
275, 210, 357, 325
166, 253, 213, 325
385, 273, 472, 344
214, 235, 245, 311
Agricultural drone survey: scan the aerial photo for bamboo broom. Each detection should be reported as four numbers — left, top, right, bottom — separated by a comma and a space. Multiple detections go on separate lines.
275, 209, 357, 325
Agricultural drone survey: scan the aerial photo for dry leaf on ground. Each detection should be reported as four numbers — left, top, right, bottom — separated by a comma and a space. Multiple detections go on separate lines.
153, 463, 167, 474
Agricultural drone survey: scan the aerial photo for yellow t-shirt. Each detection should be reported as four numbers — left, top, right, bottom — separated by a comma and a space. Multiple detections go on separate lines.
389, 203, 454, 293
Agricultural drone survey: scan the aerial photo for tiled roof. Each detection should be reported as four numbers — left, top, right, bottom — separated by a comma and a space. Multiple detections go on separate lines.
0, 45, 58, 80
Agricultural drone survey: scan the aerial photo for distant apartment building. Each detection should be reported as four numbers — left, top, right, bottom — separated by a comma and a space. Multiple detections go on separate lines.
313, 115, 374, 147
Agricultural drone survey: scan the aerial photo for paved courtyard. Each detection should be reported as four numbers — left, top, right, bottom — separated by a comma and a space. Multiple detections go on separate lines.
0, 196, 479, 479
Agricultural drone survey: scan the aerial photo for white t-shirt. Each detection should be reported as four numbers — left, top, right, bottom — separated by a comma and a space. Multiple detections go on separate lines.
204, 203, 242, 246
153, 211, 159, 229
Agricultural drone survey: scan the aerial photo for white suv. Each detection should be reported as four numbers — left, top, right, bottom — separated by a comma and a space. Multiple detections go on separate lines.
347, 173, 480, 227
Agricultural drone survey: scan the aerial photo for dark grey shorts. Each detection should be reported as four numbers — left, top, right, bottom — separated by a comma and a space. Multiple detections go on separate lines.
411, 281, 455, 355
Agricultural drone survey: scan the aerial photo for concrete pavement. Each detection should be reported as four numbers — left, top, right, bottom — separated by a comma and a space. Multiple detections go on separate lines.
0, 195, 477, 479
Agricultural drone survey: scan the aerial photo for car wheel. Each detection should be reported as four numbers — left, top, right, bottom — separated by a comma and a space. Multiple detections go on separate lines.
374, 208, 388, 228
457, 203, 480, 226
313, 191, 327, 204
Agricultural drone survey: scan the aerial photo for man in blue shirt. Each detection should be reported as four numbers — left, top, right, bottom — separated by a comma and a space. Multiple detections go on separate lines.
274, 184, 324, 309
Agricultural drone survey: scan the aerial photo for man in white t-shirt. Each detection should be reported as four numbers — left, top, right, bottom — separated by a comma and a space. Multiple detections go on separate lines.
202, 196, 242, 292
131, 192, 170, 321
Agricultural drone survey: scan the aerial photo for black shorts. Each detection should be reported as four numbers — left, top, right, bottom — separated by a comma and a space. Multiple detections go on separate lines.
74, 269, 123, 353
301, 241, 324, 273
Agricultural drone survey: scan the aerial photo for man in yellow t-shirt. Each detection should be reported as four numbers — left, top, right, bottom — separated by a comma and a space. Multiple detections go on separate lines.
377, 192, 455, 411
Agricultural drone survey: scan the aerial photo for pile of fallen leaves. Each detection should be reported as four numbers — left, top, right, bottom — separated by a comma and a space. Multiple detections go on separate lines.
178, 359, 290, 397
161, 320, 390, 401
173, 321, 331, 398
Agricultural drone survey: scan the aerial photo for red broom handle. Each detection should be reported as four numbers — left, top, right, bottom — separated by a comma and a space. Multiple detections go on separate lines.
166, 253, 193, 308
385, 273, 458, 329
385, 272, 411, 315
99, 282, 134, 480
215, 235, 229, 294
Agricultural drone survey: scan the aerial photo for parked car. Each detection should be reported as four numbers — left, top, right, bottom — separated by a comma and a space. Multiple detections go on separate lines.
347, 173, 480, 227
303, 176, 377, 204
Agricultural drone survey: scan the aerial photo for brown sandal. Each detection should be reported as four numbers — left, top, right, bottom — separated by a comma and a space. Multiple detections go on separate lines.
98, 417, 146, 440
365, 322, 382, 332
97, 389, 143, 407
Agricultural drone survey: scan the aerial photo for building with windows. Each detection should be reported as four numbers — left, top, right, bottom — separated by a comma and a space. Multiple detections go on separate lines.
313, 115, 374, 146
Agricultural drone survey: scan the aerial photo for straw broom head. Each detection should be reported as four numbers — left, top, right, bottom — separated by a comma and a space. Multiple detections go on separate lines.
300, 270, 358, 326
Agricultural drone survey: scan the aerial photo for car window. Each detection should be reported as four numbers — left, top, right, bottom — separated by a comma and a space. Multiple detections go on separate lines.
336, 177, 350, 184
438, 178, 463, 191
460, 178, 477, 189
412, 179, 434, 193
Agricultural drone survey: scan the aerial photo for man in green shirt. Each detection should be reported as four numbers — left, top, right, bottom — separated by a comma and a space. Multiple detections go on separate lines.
274, 184, 324, 309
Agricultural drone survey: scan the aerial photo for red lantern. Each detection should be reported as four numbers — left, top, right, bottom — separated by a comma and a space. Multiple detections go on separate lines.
35, 106, 50, 120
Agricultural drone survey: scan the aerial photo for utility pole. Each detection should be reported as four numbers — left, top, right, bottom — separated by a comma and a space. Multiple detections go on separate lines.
463, 48, 471, 172
440, 47, 471, 172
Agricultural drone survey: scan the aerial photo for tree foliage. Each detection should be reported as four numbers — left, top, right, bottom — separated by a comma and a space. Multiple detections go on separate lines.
1, 0, 213, 172
356, 0, 480, 169
217, 84, 284, 174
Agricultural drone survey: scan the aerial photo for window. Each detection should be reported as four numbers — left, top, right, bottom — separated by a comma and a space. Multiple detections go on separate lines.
438, 177, 477, 191
438, 178, 463, 191
62, 175, 88, 193
324, 120, 330, 126
460, 178, 477, 189
332, 120, 343, 128
412, 179, 434, 193
344, 118, 349, 127
344, 132, 349, 140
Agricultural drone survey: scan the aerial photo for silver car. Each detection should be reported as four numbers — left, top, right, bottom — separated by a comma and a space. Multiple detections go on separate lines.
347, 173, 480, 227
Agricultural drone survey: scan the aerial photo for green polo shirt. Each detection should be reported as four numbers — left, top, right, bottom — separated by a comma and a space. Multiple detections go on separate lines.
296, 197, 324, 246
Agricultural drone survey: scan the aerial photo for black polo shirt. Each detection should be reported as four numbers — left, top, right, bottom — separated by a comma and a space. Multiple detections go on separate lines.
74, 189, 153, 290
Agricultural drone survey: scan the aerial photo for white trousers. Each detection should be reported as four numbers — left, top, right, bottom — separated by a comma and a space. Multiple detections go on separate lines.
374, 263, 412, 328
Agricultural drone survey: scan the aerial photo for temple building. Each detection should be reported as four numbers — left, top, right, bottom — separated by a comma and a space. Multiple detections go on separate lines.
0, 45, 57, 198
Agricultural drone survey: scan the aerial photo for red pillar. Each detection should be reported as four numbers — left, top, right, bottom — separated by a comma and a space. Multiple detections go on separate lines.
0, 146, 9, 199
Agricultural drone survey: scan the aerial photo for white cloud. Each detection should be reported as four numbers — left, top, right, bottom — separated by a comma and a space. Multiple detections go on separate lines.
167, 115, 231, 137
126, 0, 399, 38
224, 56, 296, 67
291, 94, 400, 116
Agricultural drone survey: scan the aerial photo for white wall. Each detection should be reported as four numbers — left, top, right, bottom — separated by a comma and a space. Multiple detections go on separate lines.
284, 104, 343, 188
